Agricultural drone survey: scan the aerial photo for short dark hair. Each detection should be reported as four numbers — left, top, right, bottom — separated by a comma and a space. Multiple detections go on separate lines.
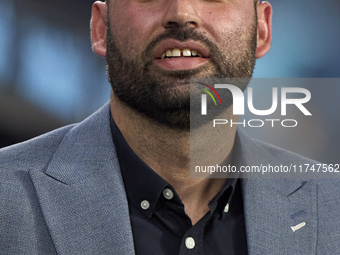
107, 0, 260, 6
106, 0, 259, 7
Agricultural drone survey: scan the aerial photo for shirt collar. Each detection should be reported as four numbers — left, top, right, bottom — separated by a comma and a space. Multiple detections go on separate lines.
110, 115, 170, 218
208, 175, 239, 218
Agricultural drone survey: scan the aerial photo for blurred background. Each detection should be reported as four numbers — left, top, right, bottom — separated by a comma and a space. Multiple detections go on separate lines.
0, 0, 339, 163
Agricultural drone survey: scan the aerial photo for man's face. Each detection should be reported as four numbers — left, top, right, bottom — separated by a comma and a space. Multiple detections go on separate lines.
106, 0, 258, 130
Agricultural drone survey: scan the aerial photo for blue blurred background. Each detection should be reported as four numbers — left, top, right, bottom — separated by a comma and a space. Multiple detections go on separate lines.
0, 0, 339, 163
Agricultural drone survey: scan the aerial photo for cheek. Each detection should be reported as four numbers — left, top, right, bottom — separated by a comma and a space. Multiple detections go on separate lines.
200, 2, 255, 42
203, 9, 255, 51
109, 4, 163, 54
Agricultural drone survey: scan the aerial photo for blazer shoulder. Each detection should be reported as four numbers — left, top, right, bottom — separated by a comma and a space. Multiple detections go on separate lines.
0, 102, 111, 182
238, 128, 319, 165
0, 124, 75, 179
255, 138, 318, 165
239, 129, 340, 191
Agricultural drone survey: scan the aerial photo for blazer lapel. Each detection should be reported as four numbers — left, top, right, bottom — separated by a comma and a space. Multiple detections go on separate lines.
29, 104, 135, 255
242, 178, 317, 255
236, 129, 318, 255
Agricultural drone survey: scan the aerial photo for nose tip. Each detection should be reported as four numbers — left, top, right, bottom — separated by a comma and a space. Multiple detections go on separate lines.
161, 0, 201, 29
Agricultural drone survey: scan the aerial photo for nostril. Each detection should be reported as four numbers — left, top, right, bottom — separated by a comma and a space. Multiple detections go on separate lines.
184, 21, 197, 29
164, 21, 197, 29
165, 22, 180, 29
185, 21, 196, 26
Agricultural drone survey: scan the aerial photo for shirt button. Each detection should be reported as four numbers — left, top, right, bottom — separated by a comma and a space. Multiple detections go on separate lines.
140, 200, 150, 210
185, 237, 195, 249
224, 203, 229, 213
163, 188, 174, 200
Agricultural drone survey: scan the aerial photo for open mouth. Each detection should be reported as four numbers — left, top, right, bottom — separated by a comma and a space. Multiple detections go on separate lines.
153, 40, 210, 71
160, 48, 203, 59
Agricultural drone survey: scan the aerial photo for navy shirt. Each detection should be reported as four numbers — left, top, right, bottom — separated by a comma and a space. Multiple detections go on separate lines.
110, 116, 248, 254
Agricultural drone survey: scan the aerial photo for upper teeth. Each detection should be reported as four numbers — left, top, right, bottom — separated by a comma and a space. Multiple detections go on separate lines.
161, 48, 202, 59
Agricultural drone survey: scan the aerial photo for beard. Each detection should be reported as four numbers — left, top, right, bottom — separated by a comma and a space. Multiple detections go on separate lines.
106, 15, 257, 131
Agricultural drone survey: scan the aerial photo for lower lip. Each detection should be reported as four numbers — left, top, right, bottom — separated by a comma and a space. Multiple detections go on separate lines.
154, 57, 210, 71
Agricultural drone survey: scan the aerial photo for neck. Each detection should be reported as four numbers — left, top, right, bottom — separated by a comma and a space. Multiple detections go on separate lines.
110, 91, 238, 224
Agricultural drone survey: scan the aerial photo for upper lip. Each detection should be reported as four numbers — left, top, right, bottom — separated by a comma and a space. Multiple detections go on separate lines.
153, 39, 210, 59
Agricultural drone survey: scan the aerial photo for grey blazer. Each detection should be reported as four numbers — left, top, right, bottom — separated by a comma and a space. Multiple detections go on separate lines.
1, 103, 339, 255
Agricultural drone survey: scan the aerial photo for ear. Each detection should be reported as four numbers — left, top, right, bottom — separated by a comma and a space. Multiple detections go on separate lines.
91, 1, 108, 57
255, 1, 272, 59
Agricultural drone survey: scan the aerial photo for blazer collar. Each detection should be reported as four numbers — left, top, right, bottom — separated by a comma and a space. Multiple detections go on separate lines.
29, 103, 135, 255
